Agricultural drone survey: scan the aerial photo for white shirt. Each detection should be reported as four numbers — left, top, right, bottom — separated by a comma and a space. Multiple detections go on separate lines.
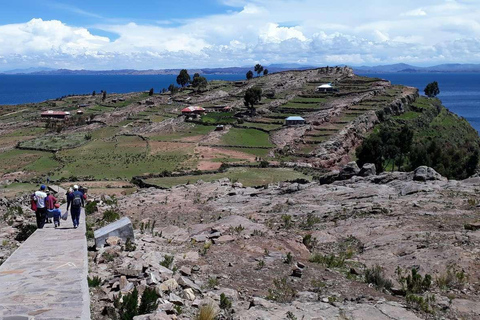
34, 191, 47, 209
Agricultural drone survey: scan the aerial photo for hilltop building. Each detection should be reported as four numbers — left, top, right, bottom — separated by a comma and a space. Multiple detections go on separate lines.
286, 116, 306, 126
182, 106, 206, 115
41, 111, 70, 119
316, 83, 338, 93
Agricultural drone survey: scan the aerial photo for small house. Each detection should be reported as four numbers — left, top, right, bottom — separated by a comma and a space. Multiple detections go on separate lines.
118, 98, 126, 102
316, 83, 338, 93
41, 111, 69, 119
181, 106, 206, 115
215, 125, 225, 131
286, 116, 306, 126
77, 110, 84, 115
78, 104, 89, 108
222, 106, 232, 112
112, 99, 118, 103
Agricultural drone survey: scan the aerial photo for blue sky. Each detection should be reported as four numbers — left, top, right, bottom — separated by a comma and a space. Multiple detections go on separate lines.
0, 0, 479, 70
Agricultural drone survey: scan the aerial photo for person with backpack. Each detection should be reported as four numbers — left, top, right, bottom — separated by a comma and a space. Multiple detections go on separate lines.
33, 185, 48, 229
68, 185, 84, 229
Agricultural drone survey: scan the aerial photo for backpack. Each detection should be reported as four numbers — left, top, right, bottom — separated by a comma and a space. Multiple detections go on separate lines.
72, 194, 82, 207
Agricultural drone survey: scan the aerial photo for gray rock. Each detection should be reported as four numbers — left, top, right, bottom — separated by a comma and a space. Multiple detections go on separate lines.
168, 293, 184, 305
359, 163, 376, 177
413, 166, 445, 182
178, 276, 202, 293
94, 217, 134, 248
339, 161, 360, 180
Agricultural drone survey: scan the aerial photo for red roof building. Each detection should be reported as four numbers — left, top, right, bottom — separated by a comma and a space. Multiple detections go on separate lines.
181, 106, 206, 114
40, 111, 70, 119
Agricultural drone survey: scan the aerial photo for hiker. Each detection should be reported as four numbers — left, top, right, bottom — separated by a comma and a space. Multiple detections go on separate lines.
33, 185, 48, 229
68, 185, 84, 228
48, 203, 62, 228
45, 191, 57, 224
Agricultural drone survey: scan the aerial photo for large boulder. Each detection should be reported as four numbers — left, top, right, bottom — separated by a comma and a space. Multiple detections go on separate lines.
94, 217, 134, 248
359, 163, 376, 177
338, 162, 360, 180
413, 166, 446, 182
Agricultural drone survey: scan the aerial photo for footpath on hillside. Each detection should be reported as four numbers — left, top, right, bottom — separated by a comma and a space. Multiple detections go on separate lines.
0, 202, 90, 320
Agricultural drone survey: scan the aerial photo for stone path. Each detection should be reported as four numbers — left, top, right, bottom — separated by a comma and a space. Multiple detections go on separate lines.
0, 204, 90, 320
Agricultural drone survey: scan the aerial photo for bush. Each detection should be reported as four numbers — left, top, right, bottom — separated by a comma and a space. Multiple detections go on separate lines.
364, 265, 393, 291
195, 304, 218, 320
219, 293, 232, 310
103, 209, 120, 222
138, 287, 159, 315
396, 267, 432, 294
124, 238, 136, 252
114, 288, 138, 320
88, 276, 102, 287
436, 264, 468, 290
309, 253, 346, 269
266, 277, 297, 303
15, 224, 37, 241
160, 254, 174, 269
85, 201, 98, 215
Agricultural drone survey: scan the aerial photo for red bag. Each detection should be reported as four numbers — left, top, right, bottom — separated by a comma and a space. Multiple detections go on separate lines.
30, 199, 37, 211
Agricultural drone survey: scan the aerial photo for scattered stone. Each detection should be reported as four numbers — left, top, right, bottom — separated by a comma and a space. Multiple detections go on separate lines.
214, 235, 235, 244
339, 161, 361, 180
158, 279, 179, 292
183, 288, 196, 301
105, 236, 122, 246
359, 163, 376, 177
178, 276, 202, 293
179, 266, 192, 276
168, 293, 184, 305
464, 222, 480, 231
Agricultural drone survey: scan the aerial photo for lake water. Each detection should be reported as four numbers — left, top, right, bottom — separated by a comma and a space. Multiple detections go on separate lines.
0, 74, 244, 105
359, 73, 480, 133
0, 72, 479, 133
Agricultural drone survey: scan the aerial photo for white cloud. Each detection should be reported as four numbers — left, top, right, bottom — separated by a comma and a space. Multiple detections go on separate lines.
1, 1, 480, 70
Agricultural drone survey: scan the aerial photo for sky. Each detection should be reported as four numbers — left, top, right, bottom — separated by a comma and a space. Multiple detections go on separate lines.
0, 0, 479, 70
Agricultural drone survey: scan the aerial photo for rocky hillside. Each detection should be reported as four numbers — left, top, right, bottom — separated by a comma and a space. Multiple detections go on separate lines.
84, 167, 480, 320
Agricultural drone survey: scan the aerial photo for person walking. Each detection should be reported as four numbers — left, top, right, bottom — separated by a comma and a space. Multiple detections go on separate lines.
33, 185, 48, 229
47, 203, 62, 228
68, 185, 84, 228
45, 191, 57, 224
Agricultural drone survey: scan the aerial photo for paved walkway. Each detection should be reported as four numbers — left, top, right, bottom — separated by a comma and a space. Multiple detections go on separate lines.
0, 205, 90, 320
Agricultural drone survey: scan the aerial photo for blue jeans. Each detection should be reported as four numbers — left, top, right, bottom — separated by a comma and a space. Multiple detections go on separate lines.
71, 207, 81, 227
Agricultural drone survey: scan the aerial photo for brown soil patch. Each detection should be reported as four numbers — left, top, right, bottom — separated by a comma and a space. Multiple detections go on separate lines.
149, 141, 194, 155
194, 146, 256, 170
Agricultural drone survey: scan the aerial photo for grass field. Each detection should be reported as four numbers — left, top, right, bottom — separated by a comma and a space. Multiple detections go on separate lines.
220, 128, 273, 147
145, 167, 312, 188
149, 125, 215, 141
54, 136, 194, 179
19, 132, 89, 151
0, 149, 60, 175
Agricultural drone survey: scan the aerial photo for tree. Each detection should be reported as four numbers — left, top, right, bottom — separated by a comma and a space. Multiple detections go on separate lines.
244, 87, 262, 115
176, 69, 191, 87
263, 69, 269, 76
168, 84, 178, 95
246, 70, 254, 80
254, 64, 264, 77
424, 81, 440, 97
149, 88, 154, 96
193, 72, 200, 79
192, 75, 208, 92
102, 91, 106, 101
92, 90, 96, 96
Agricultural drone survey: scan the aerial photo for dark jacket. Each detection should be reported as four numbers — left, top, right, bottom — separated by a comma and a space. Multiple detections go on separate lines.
68, 190, 85, 208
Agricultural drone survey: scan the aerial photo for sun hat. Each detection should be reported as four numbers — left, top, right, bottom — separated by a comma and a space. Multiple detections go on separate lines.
40, 185, 46, 190
73, 185, 79, 190
55, 203, 60, 208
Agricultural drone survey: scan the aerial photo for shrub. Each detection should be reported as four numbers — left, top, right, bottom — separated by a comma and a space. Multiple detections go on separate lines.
195, 304, 218, 320
85, 201, 98, 215
219, 293, 232, 310
436, 264, 469, 290
160, 255, 174, 269
284, 252, 293, 264
281, 214, 293, 229
138, 287, 159, 315
207, 277, 219, 289
103, 209, 120, 222
124, 238, 136, 252
88, 276, 102, 287
114, 287, 138, 320
266, 277, 297, 303
15, 224, 37, 241
396, 267, 432, 294
364, 265, 393, 291
406, 294, 436, 314
309, 253, 345, 269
